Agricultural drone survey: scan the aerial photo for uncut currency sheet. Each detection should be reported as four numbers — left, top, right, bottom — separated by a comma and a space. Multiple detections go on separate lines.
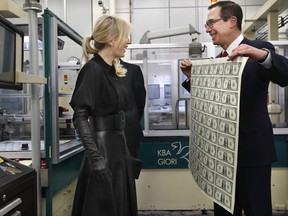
189, 57, 248, 213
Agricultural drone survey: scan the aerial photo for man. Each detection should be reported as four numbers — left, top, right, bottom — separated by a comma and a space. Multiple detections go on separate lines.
180, 1, 288, 216
120, 59, 146, 178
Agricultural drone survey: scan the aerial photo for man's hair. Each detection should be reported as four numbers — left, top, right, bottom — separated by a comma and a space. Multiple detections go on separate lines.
208, 1, 243, 31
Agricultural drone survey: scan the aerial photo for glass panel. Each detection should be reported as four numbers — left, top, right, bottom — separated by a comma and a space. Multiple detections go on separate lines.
147, 61, 174, 130
58, 66, 79, 140
127, 44, 191, 132
0, 68, 44, 143
43, 11, 84, 163
268, 83, 288, 128
268, 41, 288, 133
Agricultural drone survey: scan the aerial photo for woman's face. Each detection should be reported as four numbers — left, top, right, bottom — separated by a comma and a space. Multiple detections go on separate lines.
112, 36, 130, 58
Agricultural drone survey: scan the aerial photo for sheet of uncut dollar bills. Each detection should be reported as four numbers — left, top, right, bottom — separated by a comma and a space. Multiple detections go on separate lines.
189, 57, 248, 213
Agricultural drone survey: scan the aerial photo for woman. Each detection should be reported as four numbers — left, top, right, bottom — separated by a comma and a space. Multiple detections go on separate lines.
70, 15, 137, 216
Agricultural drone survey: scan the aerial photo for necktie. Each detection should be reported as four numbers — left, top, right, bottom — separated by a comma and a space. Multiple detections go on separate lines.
222, 50, 228, 57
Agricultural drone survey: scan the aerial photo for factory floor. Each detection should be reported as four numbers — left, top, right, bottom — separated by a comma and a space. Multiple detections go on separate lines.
138, 210, 287, 216
138, 210, 213, 215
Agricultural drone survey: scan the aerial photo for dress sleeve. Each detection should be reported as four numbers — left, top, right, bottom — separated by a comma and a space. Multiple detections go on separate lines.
132, 65, 146, 120
70, 61, 100, 110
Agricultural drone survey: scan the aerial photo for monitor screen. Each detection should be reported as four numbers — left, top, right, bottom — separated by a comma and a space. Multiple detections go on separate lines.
164, 84, 171, 99
148, 84, 160, 100
0, 25, 15, 81
0, 15, 23, 90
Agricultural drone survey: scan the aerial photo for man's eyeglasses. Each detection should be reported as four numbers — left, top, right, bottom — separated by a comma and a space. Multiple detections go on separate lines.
204, 19, 222, 28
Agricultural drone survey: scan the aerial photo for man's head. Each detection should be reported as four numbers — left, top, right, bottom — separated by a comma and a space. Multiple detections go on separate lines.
205, 1, 243, 50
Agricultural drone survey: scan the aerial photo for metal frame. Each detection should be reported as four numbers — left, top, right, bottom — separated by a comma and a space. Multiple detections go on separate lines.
43, 9, 83, 164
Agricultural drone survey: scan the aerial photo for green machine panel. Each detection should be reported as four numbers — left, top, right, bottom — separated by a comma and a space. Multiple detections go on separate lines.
138, 135, 288, 169
138, 136, 189, 169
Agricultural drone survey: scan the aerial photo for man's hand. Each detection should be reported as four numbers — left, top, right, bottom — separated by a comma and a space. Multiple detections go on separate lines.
180, 59, 192, 79
228, 44, 269, 62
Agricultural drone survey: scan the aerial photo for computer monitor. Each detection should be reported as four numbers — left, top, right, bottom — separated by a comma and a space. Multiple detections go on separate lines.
164, 84, 171, 99
148, 84, 160, 100
0, 15, 23, 90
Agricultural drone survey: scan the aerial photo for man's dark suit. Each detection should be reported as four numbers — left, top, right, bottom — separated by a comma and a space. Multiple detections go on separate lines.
120, 59, 146, 158
182, 38, 288, 215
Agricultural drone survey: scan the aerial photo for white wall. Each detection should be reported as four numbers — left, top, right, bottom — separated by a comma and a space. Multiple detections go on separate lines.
14, 0, 267, 45
130, 0, 266, 44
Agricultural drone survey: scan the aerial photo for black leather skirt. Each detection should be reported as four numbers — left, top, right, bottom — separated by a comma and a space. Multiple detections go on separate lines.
72, 111, 138, 216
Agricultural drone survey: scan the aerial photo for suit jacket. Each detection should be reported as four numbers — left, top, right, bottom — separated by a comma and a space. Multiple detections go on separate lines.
183, 38, 288, 167
120, 59, 146, 158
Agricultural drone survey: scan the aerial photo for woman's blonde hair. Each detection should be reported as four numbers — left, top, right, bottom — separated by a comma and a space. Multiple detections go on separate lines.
81, 15, 132, 77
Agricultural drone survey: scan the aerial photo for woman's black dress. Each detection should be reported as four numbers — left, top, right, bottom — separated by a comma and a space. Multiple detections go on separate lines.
70, 54, 138, 216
